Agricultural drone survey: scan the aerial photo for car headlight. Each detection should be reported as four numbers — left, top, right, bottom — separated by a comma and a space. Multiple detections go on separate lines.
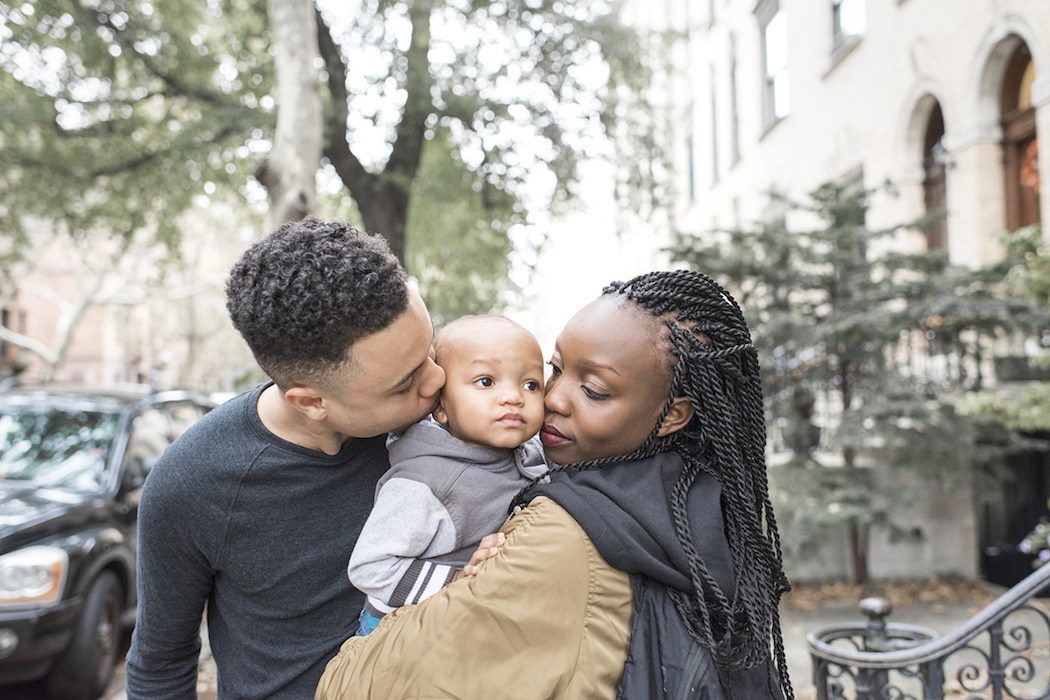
0, 546, 68, 607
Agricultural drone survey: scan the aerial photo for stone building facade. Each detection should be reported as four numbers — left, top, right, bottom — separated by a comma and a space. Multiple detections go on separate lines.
617, 0, 1050, 582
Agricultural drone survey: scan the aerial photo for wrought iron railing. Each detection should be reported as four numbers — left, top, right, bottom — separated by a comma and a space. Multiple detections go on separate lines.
808, 563, 1050, 699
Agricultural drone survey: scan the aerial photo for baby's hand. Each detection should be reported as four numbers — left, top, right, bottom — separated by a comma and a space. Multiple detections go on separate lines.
456, 532, 506, 579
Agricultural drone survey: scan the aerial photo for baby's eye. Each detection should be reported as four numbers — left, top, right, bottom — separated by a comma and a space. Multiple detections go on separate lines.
474, 377, 495, 388
524, 380, 541, 392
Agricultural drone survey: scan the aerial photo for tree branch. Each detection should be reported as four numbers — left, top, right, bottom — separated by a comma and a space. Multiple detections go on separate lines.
315, 6, 372, 198
0, 325, 58, 365
386, 0, 433, 183
68, 0, 237, 108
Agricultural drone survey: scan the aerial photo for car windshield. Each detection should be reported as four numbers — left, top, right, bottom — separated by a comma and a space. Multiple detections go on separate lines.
0, 405, 119, 492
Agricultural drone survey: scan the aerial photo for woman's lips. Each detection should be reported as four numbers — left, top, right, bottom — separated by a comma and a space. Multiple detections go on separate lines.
540, 423, 571, 447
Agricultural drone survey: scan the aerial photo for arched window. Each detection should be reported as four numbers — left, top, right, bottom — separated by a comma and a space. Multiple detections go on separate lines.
922, 102, 947, 249
1001, 42, 1040, 231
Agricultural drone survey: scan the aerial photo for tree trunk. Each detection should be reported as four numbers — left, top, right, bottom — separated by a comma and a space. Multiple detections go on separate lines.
848, 517, 869, 585
261, 0, 322, 229
315, 1, 434, 262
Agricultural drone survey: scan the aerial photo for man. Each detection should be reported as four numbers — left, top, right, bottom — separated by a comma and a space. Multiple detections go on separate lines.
125, 217, 445, 698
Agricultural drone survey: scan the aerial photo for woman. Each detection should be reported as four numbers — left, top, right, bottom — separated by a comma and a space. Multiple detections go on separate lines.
317, 270, 792, 699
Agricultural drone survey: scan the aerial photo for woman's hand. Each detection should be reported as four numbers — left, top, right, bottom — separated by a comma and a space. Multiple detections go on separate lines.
454, 532, 506, 579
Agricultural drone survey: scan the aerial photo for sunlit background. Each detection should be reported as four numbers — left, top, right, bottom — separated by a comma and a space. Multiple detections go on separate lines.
1, 0, 1049, 593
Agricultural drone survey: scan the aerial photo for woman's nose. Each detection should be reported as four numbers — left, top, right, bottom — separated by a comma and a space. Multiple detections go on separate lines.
544, 378, 567, 413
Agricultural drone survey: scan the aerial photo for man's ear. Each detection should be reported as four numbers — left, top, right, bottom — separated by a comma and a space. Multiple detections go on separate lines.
284, 384, 328, 421
656, 396, 694, 438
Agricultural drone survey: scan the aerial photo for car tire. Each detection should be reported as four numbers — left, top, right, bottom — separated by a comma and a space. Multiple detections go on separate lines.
45, 571, 123, 700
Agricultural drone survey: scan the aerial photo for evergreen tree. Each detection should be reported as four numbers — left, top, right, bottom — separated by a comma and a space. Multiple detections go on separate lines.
670, 182, 1050, 584
960, 224, 1050, 434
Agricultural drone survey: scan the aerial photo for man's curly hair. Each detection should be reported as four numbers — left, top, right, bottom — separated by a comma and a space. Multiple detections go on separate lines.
225, 217, 408, 389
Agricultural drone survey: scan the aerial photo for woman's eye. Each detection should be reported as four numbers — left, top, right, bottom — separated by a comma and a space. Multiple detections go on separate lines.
546, 361, 562, 376
582, 386, 609, 401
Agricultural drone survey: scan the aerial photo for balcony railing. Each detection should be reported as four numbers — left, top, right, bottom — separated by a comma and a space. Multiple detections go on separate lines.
808, 563, 1050, 699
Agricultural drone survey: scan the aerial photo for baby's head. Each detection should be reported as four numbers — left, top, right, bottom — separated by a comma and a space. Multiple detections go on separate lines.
432, 315, 545, 449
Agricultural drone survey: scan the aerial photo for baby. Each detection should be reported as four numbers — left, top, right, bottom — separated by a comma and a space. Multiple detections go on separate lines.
347, 314, 547, 635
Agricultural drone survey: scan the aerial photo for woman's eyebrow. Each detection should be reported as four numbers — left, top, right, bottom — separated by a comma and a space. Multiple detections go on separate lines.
580, 359, 621, 376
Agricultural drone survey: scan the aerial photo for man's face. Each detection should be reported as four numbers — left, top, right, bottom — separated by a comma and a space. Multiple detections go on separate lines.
322, 288, 446, 438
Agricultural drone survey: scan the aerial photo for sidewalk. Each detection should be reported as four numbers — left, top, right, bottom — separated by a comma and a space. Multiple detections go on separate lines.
102, 577, 1007, 700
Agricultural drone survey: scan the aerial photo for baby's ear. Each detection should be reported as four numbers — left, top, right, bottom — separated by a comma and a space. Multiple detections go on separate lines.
656, 397, 694, 438
432, 400, 449, 426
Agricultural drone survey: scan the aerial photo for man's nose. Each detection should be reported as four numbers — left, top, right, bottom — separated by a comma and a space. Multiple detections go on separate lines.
420, 360, 445, 398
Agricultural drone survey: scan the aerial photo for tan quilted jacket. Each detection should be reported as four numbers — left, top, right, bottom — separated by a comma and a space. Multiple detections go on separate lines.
315, 496, 633, 699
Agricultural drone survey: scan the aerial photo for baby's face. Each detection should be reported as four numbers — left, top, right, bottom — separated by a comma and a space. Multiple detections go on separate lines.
433, 322, 545, 449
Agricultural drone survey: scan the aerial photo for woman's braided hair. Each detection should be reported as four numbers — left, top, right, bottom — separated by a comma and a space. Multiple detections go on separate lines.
559, 269, 793, 697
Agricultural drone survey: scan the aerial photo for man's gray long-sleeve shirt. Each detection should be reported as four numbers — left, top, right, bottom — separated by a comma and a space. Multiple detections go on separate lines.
125, 383, 389, 699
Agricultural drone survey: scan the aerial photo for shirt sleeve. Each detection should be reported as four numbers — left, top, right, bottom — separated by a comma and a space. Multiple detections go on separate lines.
347, 478, 458, 607
317, 497, 632, 699
124, 461, 213, 699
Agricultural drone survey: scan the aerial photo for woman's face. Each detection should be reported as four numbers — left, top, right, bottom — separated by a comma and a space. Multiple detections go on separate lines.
540, 296, 675, 465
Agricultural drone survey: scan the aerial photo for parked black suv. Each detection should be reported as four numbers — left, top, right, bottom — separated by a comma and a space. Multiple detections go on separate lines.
0, 383, 213, 700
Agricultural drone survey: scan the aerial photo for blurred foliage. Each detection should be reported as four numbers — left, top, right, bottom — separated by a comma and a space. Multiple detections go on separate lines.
959, 224, 1050, 433
406, 126, 517, 326
0, 0, 653, 321
670, 182, 1050, 583
1004, 224, 1050, 307
0, 0, 266, 275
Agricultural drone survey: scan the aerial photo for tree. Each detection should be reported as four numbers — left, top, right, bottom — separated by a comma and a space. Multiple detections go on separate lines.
256, 0, 322, 228
405, 125, 519, 326
0, 1, 650, 376
669, 182, 1050, 584
0, 0, 265, 260
959, 224, 1050, 434
0, 0, 646, 264
0, 220, 185, 381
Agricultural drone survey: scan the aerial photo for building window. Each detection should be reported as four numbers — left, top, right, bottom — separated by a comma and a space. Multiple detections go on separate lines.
687, 129, 696, 203
922, 102, 948, 250
730, 34, 741, 164
756, 0, 789, 129
710, 64, 720, 184
1001, 41, 1040, 231
832, 0, 865, 49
